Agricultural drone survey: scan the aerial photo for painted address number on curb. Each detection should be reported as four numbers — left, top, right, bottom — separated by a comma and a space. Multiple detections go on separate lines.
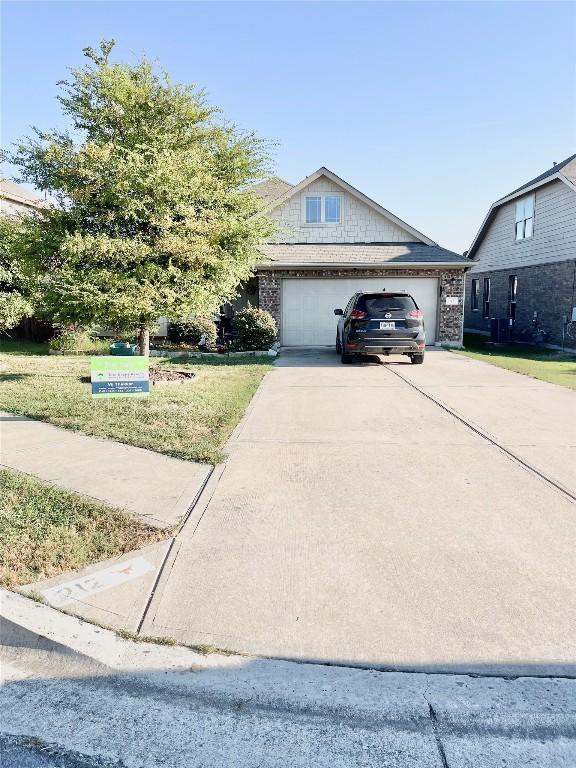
41, 557, 154, 607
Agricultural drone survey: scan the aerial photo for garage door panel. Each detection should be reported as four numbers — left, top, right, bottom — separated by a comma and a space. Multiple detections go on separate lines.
281, 278, 438, 346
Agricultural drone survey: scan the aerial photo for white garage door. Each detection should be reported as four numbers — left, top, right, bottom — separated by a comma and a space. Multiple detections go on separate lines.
281, 277, 439, 346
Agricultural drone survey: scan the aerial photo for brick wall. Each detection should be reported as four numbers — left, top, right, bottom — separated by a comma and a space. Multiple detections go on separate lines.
258, 268, 466, 346
465, 260, 576, 346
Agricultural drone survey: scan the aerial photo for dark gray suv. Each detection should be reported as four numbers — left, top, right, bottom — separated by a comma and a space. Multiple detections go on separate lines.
334, 291, 426, 364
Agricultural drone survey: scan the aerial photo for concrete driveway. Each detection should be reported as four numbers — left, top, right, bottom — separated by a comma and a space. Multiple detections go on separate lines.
142, 349, 576, 675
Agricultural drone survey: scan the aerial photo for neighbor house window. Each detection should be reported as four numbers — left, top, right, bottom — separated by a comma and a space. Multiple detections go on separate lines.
515, 194, 534, 241
482, 278, 491, 319
304, 194, 342, 224
471, 279, 479, 311
324, 196, 341, 223
508, 275, 518, 320
305, 196, 322, 224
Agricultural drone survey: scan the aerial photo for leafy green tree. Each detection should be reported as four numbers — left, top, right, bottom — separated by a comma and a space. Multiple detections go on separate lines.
3, 40, 275, 354
0, 216, 33, 333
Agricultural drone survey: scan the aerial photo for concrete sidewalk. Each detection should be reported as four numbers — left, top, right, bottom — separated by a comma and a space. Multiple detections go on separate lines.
0, 412, 210, 529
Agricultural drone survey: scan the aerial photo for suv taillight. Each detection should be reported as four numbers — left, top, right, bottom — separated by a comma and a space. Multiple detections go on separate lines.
407, 309, 423, 319
350, 309, 367, 319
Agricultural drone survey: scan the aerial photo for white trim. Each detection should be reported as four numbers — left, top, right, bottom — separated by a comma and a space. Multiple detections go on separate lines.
559, 172, 576, 194
513, 192, 535, 242
301, 191, 343, 226
259, 166, 437, 246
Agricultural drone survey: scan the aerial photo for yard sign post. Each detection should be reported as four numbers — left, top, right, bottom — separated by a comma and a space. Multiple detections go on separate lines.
91, 356, 150, 398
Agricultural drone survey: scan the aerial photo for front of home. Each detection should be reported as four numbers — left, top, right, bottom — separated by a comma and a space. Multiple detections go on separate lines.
464, 154, 576, 346
250, 168, 470, 347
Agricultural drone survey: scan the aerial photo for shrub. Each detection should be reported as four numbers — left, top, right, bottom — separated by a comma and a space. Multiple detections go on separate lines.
232, 308, 277, 351
49, 327, 109, 354
167, 317, 217, 349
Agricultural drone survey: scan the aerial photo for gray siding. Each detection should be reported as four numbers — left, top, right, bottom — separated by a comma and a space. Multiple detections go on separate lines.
465, 261, 576, 346
469, 179, 576, 273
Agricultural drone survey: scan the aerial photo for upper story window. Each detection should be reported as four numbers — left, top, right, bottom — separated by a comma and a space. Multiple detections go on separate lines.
324, 196, 341, 223
304, 194, 342, 224
515, 194, 534, 241
305, 196, 322, 224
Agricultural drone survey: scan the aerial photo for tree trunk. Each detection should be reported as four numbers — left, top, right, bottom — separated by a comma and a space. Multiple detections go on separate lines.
138, 326, 150, 356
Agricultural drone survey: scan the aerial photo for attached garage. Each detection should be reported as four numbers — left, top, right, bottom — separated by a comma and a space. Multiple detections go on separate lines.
256, 241, 470, 349
281, 277, 439, 346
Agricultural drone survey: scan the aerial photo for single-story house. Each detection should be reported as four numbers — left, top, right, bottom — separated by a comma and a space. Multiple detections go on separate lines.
464, 154, 576, 346
249, 167, 470, 347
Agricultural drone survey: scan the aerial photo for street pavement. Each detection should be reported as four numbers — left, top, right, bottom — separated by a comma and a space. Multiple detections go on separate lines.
1, 592, 575, 768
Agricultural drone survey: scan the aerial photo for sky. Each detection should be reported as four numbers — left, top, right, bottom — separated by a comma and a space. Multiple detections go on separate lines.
2, 1, 575, 253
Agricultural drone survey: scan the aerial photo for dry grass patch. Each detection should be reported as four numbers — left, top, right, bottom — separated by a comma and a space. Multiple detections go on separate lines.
0, 469, 165, 588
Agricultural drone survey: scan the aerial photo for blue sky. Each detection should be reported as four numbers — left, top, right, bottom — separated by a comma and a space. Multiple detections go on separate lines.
2, 1, 575, 252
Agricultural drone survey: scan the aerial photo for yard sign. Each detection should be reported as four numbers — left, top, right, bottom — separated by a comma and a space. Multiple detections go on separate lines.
91, 356, 150, 398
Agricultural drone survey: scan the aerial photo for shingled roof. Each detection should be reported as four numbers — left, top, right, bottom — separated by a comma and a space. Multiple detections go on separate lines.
503, 153, 576, 200
0, 179, 43, 208
467, 153, 576, 258
251, 177, 293, 205
257, 243, 469, 268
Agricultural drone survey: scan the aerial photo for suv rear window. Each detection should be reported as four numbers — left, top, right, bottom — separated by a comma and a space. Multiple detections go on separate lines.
354, 293, 417, 315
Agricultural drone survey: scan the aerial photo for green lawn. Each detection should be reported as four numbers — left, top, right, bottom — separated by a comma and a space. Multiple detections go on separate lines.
0, 341, 272, 463
454, 334, 576, 391
0, 469, 164, 588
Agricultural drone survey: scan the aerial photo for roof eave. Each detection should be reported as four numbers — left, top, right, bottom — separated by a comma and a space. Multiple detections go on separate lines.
256, 261, 470, 270
0, 192, 42, 207
467, 171, 576, 259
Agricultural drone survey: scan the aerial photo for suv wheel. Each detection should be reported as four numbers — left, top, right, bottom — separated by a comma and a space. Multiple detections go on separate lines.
341, 348, 353, 364
336, 335, 342, 354
411, 353, 425, 365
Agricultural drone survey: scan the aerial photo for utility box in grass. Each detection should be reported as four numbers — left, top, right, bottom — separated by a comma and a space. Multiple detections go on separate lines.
110, 341, 138, 356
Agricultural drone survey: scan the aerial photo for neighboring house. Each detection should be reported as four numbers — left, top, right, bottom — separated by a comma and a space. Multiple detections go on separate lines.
1, 180, 50, 342
464, 154, 576, 346
250, 167, 470, 347
0, 179, 43, 215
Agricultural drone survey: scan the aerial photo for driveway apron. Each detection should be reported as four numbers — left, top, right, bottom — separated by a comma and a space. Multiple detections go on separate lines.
141, 349, 576, 675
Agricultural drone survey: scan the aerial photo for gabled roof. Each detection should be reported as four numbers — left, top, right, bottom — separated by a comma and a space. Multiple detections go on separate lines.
0, 179, 43, 208
258, 166, 437, 247
467, 153, 576, 259
506, 153, 576, 198
257, 243, 469, 269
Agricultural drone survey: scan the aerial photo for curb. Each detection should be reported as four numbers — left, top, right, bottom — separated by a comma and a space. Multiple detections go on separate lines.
2, 589, 576, 742
0, 589, 430, 729
0, 589, 244, 675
